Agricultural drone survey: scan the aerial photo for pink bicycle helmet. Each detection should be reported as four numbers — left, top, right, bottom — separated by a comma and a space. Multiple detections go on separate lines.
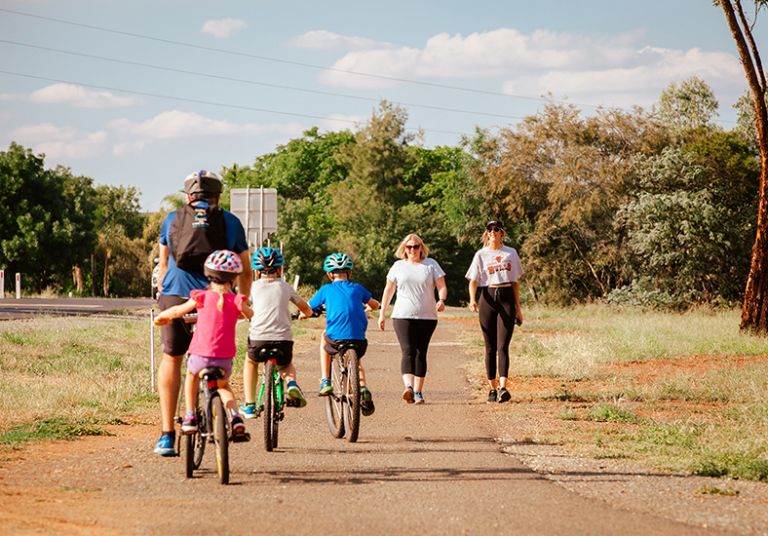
203, 250, 242, 283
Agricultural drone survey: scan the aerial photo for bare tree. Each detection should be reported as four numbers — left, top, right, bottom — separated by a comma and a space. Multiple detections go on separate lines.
719, 0, 768, 332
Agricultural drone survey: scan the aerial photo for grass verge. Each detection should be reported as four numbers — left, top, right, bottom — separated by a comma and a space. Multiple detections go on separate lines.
457, 305, 768, 483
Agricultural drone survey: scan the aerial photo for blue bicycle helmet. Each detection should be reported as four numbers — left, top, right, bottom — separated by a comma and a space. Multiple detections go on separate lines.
323, 252, 353, 272
252, 247, 284, 272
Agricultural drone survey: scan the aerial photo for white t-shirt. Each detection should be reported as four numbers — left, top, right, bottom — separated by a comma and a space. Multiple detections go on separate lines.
248, 278, 302, 341
386, 258, 446, 320
465, 245, 524, 287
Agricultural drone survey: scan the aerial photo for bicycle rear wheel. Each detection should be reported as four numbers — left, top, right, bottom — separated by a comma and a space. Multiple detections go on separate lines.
263, 361, 276, 452
325, 354, 345, 438
341, 349, 361, 443
211, 394, 230, 485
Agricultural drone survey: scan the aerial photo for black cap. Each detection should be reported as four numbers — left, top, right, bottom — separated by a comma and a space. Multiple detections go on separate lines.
485, 220, 504, 230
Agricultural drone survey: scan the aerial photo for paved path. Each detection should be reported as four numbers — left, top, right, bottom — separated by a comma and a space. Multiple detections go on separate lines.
0, 319, 722, 535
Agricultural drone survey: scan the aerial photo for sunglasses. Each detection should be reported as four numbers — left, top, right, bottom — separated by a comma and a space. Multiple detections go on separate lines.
405, 244, 421, 250
486, 227, 503, 233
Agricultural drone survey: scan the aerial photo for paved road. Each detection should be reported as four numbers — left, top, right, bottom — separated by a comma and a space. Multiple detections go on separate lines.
0, 319, 721, 535
0, 297, 152, 319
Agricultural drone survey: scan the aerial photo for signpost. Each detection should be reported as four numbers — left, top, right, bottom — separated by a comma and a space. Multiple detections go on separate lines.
230, 187, 278, 248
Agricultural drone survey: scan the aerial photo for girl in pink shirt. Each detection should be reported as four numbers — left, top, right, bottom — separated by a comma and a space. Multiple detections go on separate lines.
154, 250, 253, 437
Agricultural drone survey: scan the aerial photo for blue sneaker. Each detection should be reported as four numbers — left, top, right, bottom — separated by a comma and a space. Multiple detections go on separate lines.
286, 381, 307, 408
240, 402, 257, 419
154, 434, 176, 457
318, 378, 333, 396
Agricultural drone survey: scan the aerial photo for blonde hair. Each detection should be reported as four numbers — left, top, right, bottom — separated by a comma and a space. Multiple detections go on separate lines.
481, 228, 505, 248
395, 233, 429, 261
209, 280, 233, 311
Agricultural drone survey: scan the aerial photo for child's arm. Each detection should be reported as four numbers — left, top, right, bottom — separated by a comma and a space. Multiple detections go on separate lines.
295, 297, 315, 319
240, 301, 254, 320
154, 298, 197, 325
365, 298, 380, 312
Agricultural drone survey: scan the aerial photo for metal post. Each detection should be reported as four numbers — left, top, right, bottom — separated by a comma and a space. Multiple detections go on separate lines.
245, 185, 251, 249
15, 273, 20, 299
259, 186, 264, 248
150, 309, 156, 392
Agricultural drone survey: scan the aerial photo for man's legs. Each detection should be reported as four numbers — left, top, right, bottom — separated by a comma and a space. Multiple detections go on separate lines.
155, 353, 182, 455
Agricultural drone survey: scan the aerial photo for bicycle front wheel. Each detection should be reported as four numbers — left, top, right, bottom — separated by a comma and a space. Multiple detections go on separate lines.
325, 354, 345, 438
211, 394, 230, 485
341, 349, 361, 443
263, 361, 276, 452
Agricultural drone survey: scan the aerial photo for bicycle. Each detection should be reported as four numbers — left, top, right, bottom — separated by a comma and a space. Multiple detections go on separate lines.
324, 340, 364, 443
254, 345, 303, 452
178, 366, 234, 484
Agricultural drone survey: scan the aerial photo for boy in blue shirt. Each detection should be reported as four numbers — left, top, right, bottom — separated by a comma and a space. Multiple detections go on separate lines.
301, 253, 379, 416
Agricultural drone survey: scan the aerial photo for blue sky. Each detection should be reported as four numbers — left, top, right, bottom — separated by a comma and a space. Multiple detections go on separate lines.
0, 0, 758, 210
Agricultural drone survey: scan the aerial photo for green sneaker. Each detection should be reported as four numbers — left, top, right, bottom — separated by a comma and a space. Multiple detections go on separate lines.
318, 377, 333, 396
286, 381, 307, 408
360, 386, 375, 416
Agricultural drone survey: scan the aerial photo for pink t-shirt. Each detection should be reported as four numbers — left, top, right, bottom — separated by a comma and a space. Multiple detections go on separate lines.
187, 289, 246, 359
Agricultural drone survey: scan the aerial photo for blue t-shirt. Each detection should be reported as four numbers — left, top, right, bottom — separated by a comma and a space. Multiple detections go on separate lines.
159, 202, 248, 298
308, 280, 372, 340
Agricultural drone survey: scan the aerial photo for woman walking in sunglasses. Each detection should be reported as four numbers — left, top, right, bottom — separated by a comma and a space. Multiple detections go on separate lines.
466, 220, 524, 404
379, 234, 448, 405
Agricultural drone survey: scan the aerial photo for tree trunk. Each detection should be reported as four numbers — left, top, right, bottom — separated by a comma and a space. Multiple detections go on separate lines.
741, 156, 768, 332
719, 0, 768, 333
73, 265, 83, 293
90, 254, 97, 297
103, 253, 111, 297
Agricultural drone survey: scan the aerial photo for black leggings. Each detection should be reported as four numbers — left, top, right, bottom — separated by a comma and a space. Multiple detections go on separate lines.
392, 318, 437, 377
479, 286, 515, 380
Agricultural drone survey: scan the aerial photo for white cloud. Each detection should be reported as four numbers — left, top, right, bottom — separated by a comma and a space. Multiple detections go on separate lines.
293, 30, 389, 51
29, 84, 139, 108
201, 18, 246, 39
9, 123, 107, 159
0, 93, 19, 102
108, 110, 305, 154
318, 27, 743, 108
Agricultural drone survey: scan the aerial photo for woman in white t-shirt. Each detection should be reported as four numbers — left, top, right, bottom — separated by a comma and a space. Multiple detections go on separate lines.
465, 220, 524, 404
378, 233, 448, 405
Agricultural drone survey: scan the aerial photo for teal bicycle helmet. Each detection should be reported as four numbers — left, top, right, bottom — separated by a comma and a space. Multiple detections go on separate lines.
252, 247, 284, 272
323, 252, 353, 272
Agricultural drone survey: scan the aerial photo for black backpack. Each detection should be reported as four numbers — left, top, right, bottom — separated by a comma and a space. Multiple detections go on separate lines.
169, 204, 228, 272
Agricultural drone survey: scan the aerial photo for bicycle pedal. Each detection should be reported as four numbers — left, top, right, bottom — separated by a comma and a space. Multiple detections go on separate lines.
286, 399, 300, 408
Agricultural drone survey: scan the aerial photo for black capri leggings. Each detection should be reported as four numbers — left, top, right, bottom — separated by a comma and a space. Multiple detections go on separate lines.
392, 318, 438, 377
479, 286, 516, 380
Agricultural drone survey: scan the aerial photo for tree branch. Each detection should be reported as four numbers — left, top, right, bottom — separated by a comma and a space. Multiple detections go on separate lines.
735, 0, 767, 92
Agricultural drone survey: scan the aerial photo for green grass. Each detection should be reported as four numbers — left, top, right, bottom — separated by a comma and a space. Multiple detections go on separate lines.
460, 304, 768, 483
0, 317, 157, 447
0, 418, 111, 445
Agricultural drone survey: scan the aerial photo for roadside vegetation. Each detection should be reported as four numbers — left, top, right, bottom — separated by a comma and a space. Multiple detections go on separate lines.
0, 314, 318, 450
456, 306, 768, 482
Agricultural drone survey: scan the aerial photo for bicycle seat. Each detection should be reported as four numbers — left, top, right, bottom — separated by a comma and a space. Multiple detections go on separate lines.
258, 345, 285, 360
334, 340, 364, 354
198, 367, 226, 381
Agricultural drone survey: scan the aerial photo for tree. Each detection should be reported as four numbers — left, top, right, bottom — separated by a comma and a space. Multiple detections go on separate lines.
657, 76, 719, 131
718, 0, 768, 332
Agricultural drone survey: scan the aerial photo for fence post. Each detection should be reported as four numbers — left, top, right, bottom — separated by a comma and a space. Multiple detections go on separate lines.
0, 270, 4, 299
15, 273, 21, 299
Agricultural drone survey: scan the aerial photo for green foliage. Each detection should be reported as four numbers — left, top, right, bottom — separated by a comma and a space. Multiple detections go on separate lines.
657, 76, 719, 131
0, 418, 109, 446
